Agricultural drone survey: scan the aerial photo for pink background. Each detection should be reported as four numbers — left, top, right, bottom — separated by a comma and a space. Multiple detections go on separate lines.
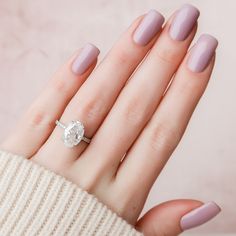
0, 0, 234, 234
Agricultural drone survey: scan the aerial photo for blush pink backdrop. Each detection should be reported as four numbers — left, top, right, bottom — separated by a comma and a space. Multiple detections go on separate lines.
0, 0, 234, 234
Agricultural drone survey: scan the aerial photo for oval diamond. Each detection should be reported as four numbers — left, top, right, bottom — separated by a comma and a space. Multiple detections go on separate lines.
63, 121, 85, 147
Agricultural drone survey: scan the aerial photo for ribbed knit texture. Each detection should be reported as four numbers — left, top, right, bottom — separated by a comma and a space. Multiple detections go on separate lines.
0, 150, 143, 236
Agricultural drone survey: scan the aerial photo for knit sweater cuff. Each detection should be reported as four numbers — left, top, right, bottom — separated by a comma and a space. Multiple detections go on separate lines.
0, 151, 143, 236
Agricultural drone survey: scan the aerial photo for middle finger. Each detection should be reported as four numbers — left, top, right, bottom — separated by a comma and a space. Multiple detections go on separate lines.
81, 4, 199, 178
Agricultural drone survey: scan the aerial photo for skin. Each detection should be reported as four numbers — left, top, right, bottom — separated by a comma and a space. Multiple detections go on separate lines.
0, 9, 216, 236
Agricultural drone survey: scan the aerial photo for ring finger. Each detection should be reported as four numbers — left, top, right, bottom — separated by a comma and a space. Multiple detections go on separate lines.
33, 10, 165, 169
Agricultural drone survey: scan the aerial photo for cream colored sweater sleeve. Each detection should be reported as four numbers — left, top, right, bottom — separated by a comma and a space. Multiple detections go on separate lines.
0, 150, 143, 236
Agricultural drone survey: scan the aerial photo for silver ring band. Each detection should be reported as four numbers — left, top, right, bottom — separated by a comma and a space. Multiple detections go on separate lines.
56, 120, 91, 147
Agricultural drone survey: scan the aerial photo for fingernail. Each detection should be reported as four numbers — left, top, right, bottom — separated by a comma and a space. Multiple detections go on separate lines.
133, 10, 164, 46
169, 4, 199, 41
72, 43, 100, 75
187, 34, 218, 72
180, 202, 221, 231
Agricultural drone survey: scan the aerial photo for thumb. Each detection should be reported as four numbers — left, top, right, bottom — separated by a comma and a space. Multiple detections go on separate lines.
136, 200, 221, 236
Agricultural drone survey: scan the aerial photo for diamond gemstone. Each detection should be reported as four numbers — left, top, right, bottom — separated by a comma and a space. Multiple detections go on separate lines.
63, 121, 85, 147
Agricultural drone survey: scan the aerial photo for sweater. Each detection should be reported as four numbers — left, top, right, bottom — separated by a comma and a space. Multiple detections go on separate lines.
0, 150, 143, 236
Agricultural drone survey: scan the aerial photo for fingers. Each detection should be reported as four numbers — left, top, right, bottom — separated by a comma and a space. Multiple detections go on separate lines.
136, 200, 221, 236
118, 35, 218, 196
1, 44, 99, 157
34, 10, 165, 169
82, 4, 199, 177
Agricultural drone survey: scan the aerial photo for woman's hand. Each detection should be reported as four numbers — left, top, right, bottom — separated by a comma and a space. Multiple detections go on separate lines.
1, 4, 220, 235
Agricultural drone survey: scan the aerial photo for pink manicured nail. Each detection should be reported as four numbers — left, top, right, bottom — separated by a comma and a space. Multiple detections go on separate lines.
133, 10, 164, 46
180, 202, 221, 231
187, 34, 218, 72
169, 4, 199, 41
72, 43, 100, 75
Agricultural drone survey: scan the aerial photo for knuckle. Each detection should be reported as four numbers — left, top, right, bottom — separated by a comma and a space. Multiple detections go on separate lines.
79, 96, 106, 124
52, 78, 70, 94
111, 47, 135, 66
149, 122, 180, 154
115, 50, 130, 65
123, 100, 146, 126
179, 79, 204, 96
154, 47, 181, 65
24, 105, 54, 130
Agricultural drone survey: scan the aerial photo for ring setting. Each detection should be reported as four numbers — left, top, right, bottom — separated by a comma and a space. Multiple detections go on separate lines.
56, 120, 91, 148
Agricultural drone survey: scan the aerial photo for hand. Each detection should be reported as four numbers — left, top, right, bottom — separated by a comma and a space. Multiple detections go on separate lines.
1, 4, 220, 236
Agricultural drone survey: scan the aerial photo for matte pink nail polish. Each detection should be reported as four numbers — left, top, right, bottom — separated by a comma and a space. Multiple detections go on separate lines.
133, 10, 164, 46
72, 43, 100, 75
169, 4, 199, 41
181, 202, 221, 231
187, 34, 218, 72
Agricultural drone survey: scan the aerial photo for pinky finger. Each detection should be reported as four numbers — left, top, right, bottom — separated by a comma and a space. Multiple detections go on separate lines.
1, 43, 99, 157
